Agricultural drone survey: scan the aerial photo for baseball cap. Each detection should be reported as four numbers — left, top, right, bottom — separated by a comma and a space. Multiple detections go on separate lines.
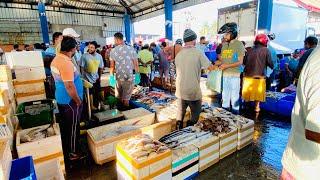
63, 28, 80, 38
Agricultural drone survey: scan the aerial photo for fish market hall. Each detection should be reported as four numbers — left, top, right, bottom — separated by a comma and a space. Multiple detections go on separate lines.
0, 0, 319, 179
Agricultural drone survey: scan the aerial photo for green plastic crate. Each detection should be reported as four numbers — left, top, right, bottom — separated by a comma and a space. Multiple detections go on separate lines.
16, 99, 55, 129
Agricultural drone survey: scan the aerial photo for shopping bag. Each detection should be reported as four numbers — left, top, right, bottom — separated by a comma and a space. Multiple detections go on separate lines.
109, 74, 116, 87
207, 70, 222, 93
134, 73, 141, 85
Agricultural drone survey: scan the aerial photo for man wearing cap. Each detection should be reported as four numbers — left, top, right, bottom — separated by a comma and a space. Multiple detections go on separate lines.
80, 41, 104, 111
175, 29, 215, 129
51, 36, 84, 161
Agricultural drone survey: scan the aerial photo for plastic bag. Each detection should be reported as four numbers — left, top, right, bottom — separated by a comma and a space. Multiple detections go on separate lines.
109, 74, 116, 87
134, 73, 141, 85
207, 70, 222, 93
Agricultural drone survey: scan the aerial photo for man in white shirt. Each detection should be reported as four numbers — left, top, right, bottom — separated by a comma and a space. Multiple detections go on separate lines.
281, 47, 320, 180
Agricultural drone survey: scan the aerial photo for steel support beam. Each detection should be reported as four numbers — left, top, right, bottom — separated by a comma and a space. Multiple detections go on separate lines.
258, 0, 273, 31
38, 2, 50, 46
164, 0, 173, 41
124, 12, 132, 44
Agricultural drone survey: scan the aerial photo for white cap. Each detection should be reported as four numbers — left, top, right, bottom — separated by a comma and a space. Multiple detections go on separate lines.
62, 28, 80, 38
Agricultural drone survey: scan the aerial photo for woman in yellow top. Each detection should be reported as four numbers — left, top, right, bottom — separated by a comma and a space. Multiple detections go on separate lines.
138, 44, 154, 87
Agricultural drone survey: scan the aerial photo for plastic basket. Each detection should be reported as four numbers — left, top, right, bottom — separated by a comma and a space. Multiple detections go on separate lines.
16, 99, 55, 129
9, 156, 37, 180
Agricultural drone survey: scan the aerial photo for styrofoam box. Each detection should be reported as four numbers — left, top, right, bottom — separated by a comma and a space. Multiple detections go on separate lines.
172, 145, 199, 180
219, 127, 238, 159
87, 115, 155, 165
0, 124, 13, 150
116, 140, 172, 180
16, 123, 65, 173
0, 82, 14, 101
0, 140, 12, 180
35, 159, 64, 180
16, 94, 47, 105
238, 120, 255, 150
122, 108, 155, 124
5, 51, 44, 69
192, 135, 220, 172
0, 65, 12, 82
13, 67, 46, 82
0, 89, 10, 107
14, 80, 45, 95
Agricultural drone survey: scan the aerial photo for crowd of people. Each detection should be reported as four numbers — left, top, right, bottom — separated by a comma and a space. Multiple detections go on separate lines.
0, 22, 319, 179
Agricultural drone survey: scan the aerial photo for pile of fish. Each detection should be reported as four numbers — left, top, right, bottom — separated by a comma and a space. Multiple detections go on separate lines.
195, 116, 232, 136
131, 86, 150, 99
20, 124, 56, 143
120, 134, 169, 161
95, 125, 141, 141
160, 127, 213, 149
203, 107, 252, 128
132, 86, 176, 111
266, 91, 288, 100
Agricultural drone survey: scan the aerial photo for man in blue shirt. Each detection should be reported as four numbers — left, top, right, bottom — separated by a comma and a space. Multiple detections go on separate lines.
51, 36, 83, 160
80, 41, 104, 111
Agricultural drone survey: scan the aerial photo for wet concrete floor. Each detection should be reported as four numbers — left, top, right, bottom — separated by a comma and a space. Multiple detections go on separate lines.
67, 110, 291, 180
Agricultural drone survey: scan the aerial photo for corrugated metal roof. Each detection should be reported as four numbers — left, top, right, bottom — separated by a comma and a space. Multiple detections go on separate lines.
3, 0, 166, 15
0, 0, 212, 19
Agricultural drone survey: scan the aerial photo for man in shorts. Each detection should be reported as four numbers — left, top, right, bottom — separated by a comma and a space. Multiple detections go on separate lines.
110, 32, 139, 109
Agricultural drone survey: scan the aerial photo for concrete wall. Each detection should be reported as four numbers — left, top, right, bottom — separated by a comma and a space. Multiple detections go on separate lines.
0, 4, 124, 46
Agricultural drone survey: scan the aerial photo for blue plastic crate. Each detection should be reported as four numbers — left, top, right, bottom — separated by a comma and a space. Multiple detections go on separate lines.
276, 100, 294, 117
10, 156, 37, 180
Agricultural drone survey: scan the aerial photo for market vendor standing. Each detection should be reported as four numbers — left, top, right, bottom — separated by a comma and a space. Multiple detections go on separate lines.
110, 32, 139, 109
215, 22, 245, 114
138, 44, 153, 87
242, 34, 274, 112
80, 41, 104, 111
281, 47, 320, 180
159, 42, 171, 89
51, 36, 83, 160
175, 29, 215, 130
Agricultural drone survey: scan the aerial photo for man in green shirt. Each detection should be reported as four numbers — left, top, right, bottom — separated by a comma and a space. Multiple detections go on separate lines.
138, 44, 154, 87
216, 22, 245, 114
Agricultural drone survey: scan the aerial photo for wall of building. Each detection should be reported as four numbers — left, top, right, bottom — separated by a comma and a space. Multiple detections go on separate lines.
0, 3, 124, 48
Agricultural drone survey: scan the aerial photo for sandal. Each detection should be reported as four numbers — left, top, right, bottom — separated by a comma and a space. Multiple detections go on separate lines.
69, 153, 86, 161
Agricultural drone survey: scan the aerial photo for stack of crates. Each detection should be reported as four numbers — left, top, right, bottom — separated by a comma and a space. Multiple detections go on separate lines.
0, 65, 15, 148
6, 51, 46, 105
